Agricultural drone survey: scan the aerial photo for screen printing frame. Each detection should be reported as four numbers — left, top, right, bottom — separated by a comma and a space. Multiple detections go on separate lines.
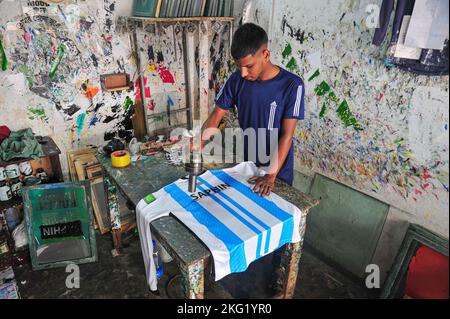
22, 181, 97, 270
380, 223, 449, 299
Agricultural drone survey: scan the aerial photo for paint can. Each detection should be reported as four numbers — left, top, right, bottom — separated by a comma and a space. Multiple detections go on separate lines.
5, 164, 20, 179
35, 168, 48, 183
9, 178, 22, 198
0, 167, 6, 182
0, 181, 12, 202
19, 161, 33, 176
23, 175, 41, 187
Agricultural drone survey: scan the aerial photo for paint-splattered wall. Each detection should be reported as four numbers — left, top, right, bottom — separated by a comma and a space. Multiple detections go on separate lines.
0, 0, 234, 178
248, 0, 449, 237
0, 0, 137, 176
134, 20, 233, 132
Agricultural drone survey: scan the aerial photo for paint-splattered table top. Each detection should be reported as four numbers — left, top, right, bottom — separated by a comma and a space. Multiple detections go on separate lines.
97, 152, 319, 266
0, 136, 61, 167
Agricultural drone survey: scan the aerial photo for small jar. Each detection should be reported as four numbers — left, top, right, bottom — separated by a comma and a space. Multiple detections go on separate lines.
5, 164, 20, 179
19, 161, 33, 176
9, 178, 22, 198
23, 175, 41, 187
36, 168, 48, 183
0, 181, 12, 202
0, 167, 6, 182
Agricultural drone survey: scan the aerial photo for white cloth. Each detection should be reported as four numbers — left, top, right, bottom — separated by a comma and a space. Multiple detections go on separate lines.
136, 162, 303, 291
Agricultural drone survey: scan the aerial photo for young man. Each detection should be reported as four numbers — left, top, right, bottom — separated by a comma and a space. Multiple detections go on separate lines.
199, 23, 306, 295
201, 23, 305, 196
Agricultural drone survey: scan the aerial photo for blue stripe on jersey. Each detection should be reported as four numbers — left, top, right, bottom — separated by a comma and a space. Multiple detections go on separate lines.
209, 170, 295, 248
164, 183, 247, 273
198, 176, 272, 256
195, 182, 263, 259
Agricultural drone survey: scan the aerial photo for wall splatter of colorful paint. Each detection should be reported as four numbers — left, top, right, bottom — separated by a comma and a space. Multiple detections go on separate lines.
133, 20, 233, 133
249, 0, 449, 237
0, 0, 138, 176
0, 0, 235, 178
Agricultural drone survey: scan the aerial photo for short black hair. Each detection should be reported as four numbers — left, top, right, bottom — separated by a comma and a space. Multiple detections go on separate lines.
231, 23, 268, 59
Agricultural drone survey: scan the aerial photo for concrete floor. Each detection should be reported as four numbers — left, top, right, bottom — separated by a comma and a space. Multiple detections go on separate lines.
12, 231, 378, 299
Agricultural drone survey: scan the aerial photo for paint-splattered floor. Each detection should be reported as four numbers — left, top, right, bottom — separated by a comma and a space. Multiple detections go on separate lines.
12, 232, 377, 299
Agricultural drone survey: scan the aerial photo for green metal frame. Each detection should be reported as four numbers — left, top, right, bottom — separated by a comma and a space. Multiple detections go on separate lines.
380, 224, 449, 299
22, 181, 97, 270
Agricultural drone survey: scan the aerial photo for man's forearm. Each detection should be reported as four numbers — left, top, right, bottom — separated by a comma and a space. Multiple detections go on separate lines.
267, 119, 298, 177
200, 107, 228, 146
268, 134, 293, 176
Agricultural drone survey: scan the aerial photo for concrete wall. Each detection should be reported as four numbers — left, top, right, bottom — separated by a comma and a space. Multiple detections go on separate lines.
246, 0, 449, 282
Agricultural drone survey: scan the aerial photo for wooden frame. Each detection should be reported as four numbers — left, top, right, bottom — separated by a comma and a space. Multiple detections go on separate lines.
86, 164, 103, 180
90, 177, 111, 235
90, 176, 136, 236
100, 73, 131, 92
22, 181, 98, 270
380, 224, 449, 299
74, 155, 98, 181
66, 148, 97, 181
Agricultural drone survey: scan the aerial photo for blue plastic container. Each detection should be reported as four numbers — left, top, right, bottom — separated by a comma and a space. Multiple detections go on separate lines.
152, 240, 164, 279
133, 0, 157, 17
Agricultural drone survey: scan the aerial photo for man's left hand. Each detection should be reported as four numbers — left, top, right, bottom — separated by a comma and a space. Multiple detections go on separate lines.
248, 174, 276, 197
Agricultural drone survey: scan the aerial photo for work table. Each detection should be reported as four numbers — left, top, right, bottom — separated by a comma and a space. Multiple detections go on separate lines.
97, 151, 319, 299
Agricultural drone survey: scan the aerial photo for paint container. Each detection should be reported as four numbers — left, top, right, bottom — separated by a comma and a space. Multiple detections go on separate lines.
9, 178, 22, 198
152, 240, 164, 279
19, 161, 33, 176
5, 164, 19, 179
23, 176, 41, 187
35, 168, 48, 183
0, 167, 6, 181
0, 181, 12, 202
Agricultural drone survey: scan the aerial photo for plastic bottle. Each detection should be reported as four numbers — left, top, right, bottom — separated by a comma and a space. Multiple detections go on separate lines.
152, 240, 163, 279
5, 207, 20, 232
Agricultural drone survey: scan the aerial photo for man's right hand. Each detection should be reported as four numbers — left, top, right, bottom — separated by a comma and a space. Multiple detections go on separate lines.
187, 106, 228, 153
189, 138, 205, 153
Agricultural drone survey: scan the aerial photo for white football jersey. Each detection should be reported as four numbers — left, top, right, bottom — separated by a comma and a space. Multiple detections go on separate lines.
136, 162, 303, 292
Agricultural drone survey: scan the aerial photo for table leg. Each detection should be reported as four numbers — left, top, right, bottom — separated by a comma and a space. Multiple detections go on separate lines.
181, 259, 205, 299
281, 209, 309, 299
103, 173, 122, 255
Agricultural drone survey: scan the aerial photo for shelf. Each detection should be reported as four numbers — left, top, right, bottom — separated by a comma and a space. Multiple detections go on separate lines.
106, 87, 131, 92
147, 107, 190, 119
124, 16, 235, 23
0, 136, 61, 167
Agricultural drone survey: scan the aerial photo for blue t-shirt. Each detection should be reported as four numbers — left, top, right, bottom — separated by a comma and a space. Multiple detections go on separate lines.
215, 67, 305, 185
